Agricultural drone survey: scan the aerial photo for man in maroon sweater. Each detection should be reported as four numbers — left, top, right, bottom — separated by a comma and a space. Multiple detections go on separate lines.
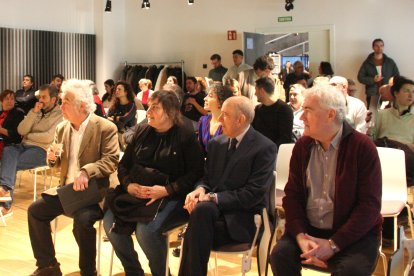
270, 84, 382, 275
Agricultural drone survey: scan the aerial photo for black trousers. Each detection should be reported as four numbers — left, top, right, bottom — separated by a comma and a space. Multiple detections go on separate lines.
28, 194, 103, 276
178, 201, 235, 276
270, 229, 380, 276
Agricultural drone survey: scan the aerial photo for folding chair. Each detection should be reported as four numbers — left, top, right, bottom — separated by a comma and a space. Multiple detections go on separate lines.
377, 147, 414, 251
210, 210, 263, 276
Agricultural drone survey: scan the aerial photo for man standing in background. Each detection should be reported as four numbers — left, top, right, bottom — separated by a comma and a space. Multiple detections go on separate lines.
358, 38, 399, 108
222, 49, 252, 83
208, 54, 228, 82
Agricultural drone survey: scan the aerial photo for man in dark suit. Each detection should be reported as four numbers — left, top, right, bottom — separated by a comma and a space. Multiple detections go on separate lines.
178, 96, 277, 276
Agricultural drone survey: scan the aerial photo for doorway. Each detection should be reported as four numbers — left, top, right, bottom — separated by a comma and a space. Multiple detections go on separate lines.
243, 25, 334, 79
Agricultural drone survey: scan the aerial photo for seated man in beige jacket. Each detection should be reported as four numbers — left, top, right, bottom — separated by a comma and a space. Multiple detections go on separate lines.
27, 79, 120, 276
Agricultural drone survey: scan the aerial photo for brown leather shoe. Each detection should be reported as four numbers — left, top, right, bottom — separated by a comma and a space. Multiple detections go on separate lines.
0, 206, 13, 218
0, 187, 11, 202
29, 263, 62, 276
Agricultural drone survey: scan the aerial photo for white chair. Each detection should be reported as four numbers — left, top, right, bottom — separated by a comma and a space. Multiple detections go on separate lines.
273, 144, 295, 244
377, 147, 414, 251
163, 224, 187, 276
275, 144, 295, 212
256, 174, 277, 276
18, 165, 54, 201
53, 217, 103, 276
136, 110, 147, 124
108, 223, 188, 276
210, 210, 263, 276
387, 225, 414, 276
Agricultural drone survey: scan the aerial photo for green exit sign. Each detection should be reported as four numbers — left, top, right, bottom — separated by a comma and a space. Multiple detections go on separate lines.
278, 16, 292, 22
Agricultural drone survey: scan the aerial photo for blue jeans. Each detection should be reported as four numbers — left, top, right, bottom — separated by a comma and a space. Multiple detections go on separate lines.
0, 144, 46, 208
103, 198, 188, 276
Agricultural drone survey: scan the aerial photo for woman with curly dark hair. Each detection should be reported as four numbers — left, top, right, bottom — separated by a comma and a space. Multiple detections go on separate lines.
107, 81, 137, 149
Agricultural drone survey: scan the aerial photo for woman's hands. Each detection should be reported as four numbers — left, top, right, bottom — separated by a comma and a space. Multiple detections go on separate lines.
127, 183, 168, 205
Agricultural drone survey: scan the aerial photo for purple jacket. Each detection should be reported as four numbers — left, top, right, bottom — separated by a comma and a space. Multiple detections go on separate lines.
283, 122, 382, 250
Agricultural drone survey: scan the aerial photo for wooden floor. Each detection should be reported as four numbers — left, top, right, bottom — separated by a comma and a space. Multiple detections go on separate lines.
0, 169, 406, 276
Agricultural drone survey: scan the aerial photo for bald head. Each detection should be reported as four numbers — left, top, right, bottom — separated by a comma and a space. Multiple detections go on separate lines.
329, 76, 348, 95
219, 96, 254, 138
226, 96, 255, 124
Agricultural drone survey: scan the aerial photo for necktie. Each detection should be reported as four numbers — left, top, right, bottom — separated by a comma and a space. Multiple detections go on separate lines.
226, 138, 238, 162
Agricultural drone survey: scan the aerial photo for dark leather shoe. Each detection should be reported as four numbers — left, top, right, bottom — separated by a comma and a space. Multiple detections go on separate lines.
80, 270, 97, 276
172, 246, 181, 257
29, 262, 62, 276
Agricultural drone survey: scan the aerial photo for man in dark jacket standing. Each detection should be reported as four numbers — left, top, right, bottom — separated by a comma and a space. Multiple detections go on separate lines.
357, 38, 399, 108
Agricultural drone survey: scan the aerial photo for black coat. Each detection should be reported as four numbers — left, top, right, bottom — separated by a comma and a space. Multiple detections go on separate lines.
0, 107, 25, 145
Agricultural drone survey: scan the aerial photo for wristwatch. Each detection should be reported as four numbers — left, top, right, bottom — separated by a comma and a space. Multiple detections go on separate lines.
328, 239, 339, 253
208, 192, 217, 203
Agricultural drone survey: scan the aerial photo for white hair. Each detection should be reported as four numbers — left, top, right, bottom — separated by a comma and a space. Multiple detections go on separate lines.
61, 79, 96, 113
303, 84, 346, 123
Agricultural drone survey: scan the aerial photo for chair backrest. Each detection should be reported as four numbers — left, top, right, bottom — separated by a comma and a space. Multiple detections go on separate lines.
275, 144, 295, 191
136, 110, 147, 124
376, 147, 407, 202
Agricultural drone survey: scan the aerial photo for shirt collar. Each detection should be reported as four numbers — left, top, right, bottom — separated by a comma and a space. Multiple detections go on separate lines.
233, 125, 250, 148
70, 112, 92, 134
314, 124, 343, 151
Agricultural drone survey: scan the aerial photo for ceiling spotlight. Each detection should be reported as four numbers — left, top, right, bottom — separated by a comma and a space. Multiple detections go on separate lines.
188, 0, 194, 5
104, 0, 112, 13
141, 0, 150, 9
285, 0, 294, 11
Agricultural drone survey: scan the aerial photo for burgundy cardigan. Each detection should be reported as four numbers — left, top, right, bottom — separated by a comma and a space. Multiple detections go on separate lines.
283, 122, 382, 250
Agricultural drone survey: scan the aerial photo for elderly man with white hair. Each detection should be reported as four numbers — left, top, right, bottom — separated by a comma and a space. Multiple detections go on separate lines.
329, 76, 368, 133
270, 84, 382, 276
28, 79, 119, 276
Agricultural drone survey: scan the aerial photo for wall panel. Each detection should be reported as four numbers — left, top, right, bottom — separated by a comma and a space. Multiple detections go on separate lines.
0, 27, 95, 91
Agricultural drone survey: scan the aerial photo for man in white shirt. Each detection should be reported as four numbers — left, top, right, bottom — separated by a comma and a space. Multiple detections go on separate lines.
329, 76, 368, 133
222, 49, 252, 83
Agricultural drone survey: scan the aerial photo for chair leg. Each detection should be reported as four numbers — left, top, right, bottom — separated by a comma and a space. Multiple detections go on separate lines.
380, 250, 387, 276
97, 220, 102, 276
241, 252, 248, 276
165, 232, 170, 276
52, 218, 58, 246
406, 204, 414, 238
33, 169, 38, 202
214, 252, 218, 276
109, 247, 114, 276
0, 212, 6, 226
393, 216, 398, 251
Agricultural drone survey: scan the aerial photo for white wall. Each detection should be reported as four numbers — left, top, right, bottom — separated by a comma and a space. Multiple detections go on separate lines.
1, 0, 413, 99
121, 0, 414, 99
0, 0, 94, 34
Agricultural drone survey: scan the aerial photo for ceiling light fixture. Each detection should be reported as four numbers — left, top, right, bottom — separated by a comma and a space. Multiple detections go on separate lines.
188, 0, 194, 5
285, 0, 294, 11
141, 0, 150, 9
105, 0, 112, 13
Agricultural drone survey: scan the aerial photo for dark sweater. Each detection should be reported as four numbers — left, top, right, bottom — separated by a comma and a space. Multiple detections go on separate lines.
283, 122, 382, 251
15, 87, 37, 114
118, 123, 204, 198
107, 102, 136, 131
252, 99, 294, 148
